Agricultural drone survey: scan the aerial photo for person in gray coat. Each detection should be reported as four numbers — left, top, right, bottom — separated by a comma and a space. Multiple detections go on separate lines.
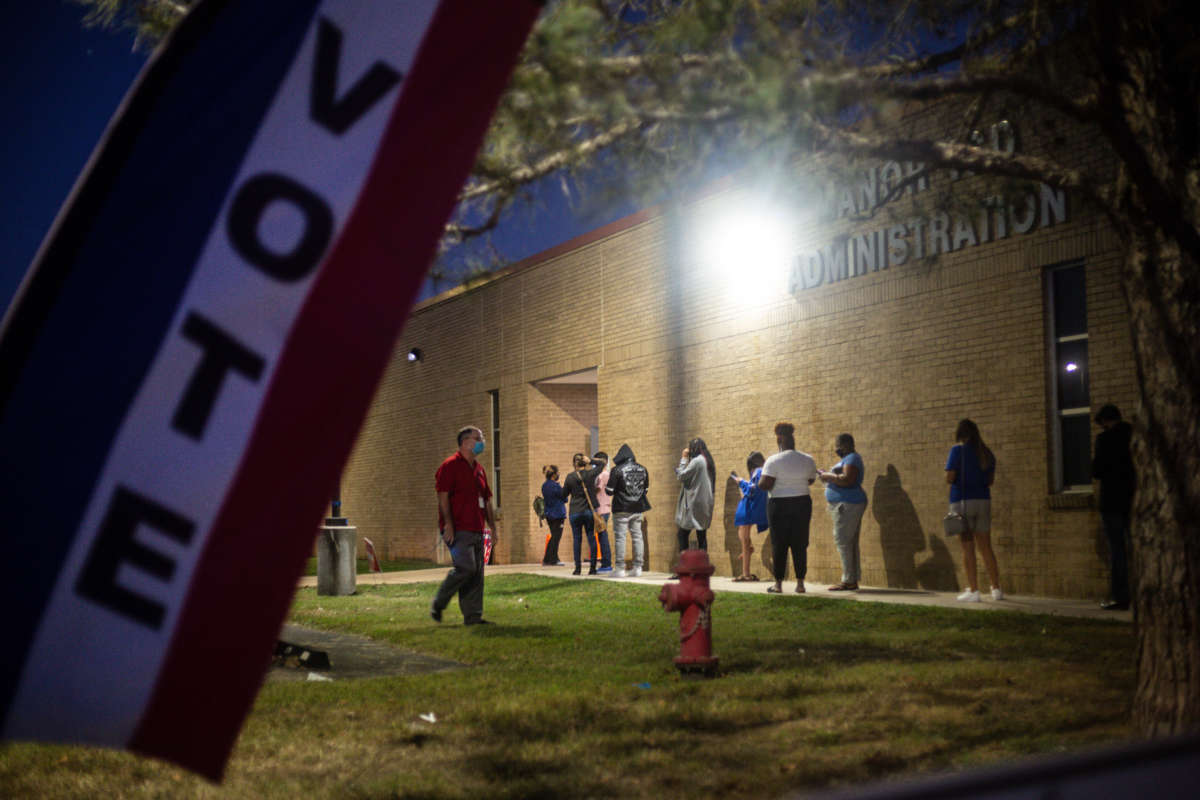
674, 437, 716, 564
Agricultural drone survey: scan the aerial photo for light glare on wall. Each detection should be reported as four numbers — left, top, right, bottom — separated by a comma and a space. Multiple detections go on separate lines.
696, 206, 792, 305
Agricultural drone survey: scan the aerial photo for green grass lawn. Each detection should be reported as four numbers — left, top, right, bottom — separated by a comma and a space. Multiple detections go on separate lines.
0, 574, 1136, 799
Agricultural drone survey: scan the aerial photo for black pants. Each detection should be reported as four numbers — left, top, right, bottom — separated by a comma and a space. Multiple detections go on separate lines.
542, 517, 565, 564
677, 527, 708, 552
767, 495, 812, 582
1101, 510, 1131, 605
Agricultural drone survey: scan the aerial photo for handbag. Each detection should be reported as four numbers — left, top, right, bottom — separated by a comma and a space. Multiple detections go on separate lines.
942, 448, 971, 537
577, 469, 607, 533
943, 506, 969, 536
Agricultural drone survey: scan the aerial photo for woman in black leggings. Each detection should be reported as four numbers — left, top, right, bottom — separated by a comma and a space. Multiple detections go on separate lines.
757, 422, 818, 593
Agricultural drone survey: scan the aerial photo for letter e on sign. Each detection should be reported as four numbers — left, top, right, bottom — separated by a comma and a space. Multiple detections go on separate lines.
75, 487, 196, 630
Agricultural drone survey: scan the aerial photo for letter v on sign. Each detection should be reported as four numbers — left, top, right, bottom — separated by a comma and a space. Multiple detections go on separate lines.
311, 17, 402, 135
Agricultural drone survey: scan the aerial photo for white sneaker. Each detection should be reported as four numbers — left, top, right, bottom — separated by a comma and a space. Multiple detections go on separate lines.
629, 566, 642, 577
957, 589, 981, 602
609, 568, 626, 578
990, 588, 1005, 601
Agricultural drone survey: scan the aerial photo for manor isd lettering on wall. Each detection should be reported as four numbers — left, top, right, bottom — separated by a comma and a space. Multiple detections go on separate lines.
790, 121, 1068, 294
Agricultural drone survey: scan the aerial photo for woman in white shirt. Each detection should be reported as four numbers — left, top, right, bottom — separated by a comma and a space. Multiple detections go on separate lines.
758, 422, 818, 594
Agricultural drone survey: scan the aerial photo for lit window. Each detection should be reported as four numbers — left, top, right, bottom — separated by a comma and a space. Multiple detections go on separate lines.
1047, 262, 1091, 490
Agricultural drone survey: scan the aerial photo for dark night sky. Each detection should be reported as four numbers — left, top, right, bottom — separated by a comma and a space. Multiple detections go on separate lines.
1, 2, 146, 316
0, 3, 641, 320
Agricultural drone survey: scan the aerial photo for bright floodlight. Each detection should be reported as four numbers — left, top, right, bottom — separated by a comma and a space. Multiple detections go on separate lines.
695, 203, 793, 305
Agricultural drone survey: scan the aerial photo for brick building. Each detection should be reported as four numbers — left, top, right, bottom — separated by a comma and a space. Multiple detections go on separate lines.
340, 119, 1135, 601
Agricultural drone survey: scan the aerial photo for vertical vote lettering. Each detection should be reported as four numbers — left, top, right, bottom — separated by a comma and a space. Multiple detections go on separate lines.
74, 17, 404, 626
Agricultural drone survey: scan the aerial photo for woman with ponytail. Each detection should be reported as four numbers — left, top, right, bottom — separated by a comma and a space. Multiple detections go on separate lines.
539, 465, 566, 566
945, 419, 1003, 602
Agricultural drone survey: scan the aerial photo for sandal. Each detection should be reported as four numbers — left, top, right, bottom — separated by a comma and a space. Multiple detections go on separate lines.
733, 575, 749, 583
828, 582, 859, 591
767, 585, 782, 593
747, 574, 760, 582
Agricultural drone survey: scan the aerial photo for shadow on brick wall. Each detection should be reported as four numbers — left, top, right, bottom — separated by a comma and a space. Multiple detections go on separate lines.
873, 464, 957, 591
720, 479, 741, 575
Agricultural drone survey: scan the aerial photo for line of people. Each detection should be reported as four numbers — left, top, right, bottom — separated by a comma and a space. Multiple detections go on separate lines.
682, 419, 1002, 600
434, 407, 1130, 626
540, 445, 652, 577
540, 418, 1006, 601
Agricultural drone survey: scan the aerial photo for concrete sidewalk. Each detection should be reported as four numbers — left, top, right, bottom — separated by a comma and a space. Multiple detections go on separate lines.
298, 563, 1131, 622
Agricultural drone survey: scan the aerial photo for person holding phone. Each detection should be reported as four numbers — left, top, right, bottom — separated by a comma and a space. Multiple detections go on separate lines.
817, 433, 868, 591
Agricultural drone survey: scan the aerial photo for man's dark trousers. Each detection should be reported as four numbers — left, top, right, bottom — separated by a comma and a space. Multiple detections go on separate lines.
434, 530, 485, 622
1101, 511, 1130, 606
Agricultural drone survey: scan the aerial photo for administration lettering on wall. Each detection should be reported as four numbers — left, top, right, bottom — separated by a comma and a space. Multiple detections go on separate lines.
789, 121, 1068, 294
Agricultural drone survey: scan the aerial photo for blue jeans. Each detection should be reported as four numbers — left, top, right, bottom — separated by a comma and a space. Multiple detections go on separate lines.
569, 511, 597, 569
597, 512, 612, 568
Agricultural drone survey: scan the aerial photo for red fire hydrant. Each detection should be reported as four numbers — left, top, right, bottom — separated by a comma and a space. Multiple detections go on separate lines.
658, 549, 719, 677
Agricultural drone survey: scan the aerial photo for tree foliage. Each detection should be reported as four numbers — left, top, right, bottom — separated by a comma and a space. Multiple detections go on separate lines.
75, 0, 1200, 736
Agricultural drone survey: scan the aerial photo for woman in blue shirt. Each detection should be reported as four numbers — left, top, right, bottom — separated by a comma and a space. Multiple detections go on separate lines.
540, 465, 567, 566
730, 451, 768, 581
817, 433, 868, 591
945, 419, 1002, 602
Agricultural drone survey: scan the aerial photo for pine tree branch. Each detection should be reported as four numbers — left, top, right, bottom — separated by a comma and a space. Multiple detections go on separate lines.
458, 118, 648, 202
807, 118, 1115, 212
827, 72, 1099, 125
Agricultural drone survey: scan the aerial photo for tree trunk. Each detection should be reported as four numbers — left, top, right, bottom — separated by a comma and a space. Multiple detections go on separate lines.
1123, 232, 1200, 735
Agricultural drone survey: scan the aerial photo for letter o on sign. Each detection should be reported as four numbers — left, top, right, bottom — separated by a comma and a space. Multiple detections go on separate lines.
227, 173, 334, 282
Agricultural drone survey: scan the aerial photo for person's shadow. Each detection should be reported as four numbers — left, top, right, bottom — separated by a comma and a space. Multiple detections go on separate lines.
722, 478, 741, 575
872, 464, 927, 588
915, 535, 960, 591
872, 464, 959, 591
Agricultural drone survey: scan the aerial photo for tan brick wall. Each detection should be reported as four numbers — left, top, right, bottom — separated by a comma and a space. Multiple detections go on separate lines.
343, 124, 1137, 600
526, 382, 598, 562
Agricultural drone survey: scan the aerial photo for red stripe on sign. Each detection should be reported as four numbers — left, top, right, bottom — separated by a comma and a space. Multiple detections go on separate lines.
129, 0, 539, 779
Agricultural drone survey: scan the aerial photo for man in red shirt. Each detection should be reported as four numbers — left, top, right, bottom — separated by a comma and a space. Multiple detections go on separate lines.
431, 426, 499, 624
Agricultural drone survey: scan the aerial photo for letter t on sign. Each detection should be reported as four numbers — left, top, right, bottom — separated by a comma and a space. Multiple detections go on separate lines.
172, 312, 266, 440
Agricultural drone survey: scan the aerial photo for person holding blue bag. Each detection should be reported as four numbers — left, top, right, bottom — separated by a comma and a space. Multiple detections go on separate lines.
730, 451, 769, 582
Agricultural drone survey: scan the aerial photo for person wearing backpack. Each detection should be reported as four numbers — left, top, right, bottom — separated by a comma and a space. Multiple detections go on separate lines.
539, 465, 567, 566
605, 443, 651, 577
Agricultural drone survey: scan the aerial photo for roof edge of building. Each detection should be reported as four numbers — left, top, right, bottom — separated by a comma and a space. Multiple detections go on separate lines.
413, 204, 663, 313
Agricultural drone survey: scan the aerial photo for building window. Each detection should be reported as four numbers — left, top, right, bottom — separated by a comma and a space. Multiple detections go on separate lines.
489, 389, 501, 509
1047, 261, 1091, 491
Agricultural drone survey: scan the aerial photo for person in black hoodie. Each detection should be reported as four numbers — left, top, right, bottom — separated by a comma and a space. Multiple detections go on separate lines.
605, 443, 651, 578
1092, 404, 1136, 610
